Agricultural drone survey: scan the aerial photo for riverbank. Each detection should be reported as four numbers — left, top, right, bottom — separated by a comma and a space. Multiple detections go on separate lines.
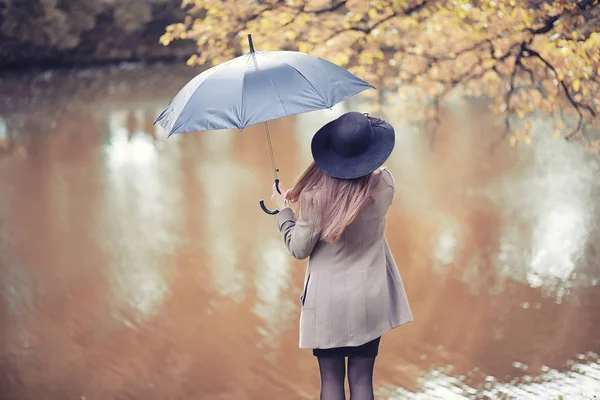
0, 0, 195, 71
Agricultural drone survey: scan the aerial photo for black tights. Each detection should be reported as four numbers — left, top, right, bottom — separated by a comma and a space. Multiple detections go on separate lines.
317, 356, 376, 400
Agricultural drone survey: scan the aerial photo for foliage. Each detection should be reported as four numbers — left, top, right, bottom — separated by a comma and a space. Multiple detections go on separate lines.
0, 0, 162, 49
114, 3, 153, 33
162, 0, 600, 147
0, 0, 103, 49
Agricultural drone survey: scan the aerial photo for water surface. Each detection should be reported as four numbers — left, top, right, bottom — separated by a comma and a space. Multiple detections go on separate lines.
1, 64, 599, 400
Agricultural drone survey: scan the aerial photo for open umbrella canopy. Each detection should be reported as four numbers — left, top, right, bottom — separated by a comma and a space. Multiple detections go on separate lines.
155, 35, 374, 215
155, 37, 374, 136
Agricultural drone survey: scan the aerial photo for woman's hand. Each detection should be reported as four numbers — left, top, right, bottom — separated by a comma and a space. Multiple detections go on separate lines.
272, 183, 291, 210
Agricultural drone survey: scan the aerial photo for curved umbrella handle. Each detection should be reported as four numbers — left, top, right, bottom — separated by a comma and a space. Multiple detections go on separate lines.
259, 200, 279, 215
259, 178, 281, 215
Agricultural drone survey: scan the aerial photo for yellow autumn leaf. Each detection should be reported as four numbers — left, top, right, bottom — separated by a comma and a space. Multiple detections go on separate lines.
573, 79, 581, 92
350, 13, 364, 23
186, 54, 198, 66
347, 0, 369, 13
159, 33, 173, 46
298, 42, 313, 53
332, 53, 350, 66
290, 30, 301, 40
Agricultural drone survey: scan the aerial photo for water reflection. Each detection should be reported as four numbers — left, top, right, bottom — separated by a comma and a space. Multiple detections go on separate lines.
102, 109, 182, 325
489, 117, 600, 297
0, 64, 599, 399
379, 353, 600, 399
252, 238, 295, 350
526, 133, 596, 293
431, 215, 461, 269
197, 130, 252, 302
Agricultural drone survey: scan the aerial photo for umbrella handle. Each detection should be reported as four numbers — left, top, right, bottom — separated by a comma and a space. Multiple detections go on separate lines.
259, 178, 281, 215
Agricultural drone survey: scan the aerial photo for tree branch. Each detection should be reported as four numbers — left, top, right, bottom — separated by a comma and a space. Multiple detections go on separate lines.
528, 0, 599, 36
424, 95, 442, 149
489, 44, 524, 152
576, 0, 598, 10
528, 14, 561, 35
518, 59, 535, 85
306, 1, 347, 14
524, 46, 596, 139
282, 0, 347, 26
322, 0, 430, 42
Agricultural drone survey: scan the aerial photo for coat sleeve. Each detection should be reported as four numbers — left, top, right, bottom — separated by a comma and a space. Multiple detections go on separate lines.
277, 207, 321, 260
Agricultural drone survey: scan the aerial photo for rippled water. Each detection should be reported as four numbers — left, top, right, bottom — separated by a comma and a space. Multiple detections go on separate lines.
1, 64, 599, 400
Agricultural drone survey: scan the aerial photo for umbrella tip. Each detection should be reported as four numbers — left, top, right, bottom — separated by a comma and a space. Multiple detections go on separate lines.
248, 34, 255, 53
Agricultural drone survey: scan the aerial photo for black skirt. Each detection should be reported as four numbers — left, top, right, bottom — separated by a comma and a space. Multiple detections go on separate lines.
312, 336, 381, 358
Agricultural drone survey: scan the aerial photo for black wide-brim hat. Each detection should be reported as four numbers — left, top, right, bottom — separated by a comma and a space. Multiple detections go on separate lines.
311, 111, 395, 179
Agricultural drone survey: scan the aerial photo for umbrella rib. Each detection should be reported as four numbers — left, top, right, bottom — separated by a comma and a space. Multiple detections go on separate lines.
169, 71, 221, 134
167, 57, 246, 134
264, 71, 288, 116
261, 52, 330, 109
280, 61, 331, 108
239, 55, 250, 127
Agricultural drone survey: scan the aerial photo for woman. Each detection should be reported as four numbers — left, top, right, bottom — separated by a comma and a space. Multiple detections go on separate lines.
272, 111, 413, 400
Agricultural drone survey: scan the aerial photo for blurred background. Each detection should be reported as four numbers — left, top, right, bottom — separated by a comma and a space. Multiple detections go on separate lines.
1, 1, 599, 399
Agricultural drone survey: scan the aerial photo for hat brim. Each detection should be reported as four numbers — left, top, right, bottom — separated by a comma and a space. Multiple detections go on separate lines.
311, 118, 395, 179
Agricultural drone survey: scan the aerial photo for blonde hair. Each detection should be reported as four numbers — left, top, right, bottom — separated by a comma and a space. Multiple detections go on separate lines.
287, 162, 377, 243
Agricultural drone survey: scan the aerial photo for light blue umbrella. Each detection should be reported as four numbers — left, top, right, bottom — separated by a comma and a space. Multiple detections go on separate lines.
155, 34, 374, 214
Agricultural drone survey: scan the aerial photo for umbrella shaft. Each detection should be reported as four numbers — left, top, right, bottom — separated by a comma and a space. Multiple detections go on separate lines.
264, 122, 278, 180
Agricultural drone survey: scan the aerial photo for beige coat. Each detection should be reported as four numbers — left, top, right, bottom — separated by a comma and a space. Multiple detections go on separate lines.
277, 168, 413, 349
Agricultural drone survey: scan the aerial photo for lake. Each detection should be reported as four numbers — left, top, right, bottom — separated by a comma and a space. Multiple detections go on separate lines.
1, 63, 599, 399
